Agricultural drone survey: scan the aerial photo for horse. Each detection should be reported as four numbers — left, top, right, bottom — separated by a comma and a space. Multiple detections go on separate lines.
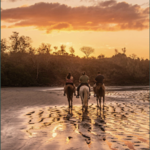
79, 86, 89, 111
94, 83, 105, 111
66, 84, 74, 109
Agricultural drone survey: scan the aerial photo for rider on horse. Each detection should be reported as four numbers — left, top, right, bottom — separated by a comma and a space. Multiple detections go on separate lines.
76, 71, 90, 98
64, 73, 76, 96
93, 72, 105, 97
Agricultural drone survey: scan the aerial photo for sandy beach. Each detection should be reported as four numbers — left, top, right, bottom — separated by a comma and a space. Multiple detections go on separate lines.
1, 86, 149, 150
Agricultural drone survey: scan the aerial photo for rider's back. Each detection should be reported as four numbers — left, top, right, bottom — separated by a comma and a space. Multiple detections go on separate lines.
95, 75, 104, 83
79, 75, 89, 83
66, 76, 73, 83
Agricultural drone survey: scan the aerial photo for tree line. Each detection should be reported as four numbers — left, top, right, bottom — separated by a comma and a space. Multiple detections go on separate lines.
1, 32, 149, 86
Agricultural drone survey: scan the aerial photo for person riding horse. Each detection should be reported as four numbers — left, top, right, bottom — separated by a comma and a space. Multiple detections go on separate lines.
64, 73, 76, 96
76, 71, 90, 98
93, 72, 105, 97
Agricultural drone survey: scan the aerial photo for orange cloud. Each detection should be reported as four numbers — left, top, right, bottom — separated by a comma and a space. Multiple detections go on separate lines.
1, 25, 7, 28
20, 5, 29, 8
1, 1, 149, 33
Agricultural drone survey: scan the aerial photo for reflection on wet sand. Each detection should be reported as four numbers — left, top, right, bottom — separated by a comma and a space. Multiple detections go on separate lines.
24, 98, 149, 150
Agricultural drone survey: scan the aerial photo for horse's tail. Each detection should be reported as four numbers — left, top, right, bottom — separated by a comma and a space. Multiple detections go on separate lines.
83, 88, 88, 107
67, 86, 71, 99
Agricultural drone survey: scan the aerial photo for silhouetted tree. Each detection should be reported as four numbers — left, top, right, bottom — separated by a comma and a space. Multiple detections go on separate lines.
54, 46, 58, 52
70, 54, 75, 57
90, 56, 96, 59
1, 39, 7, 54
28, 47, 35, 55
60, 45, 66, 55
9, 32, 19, 52
1, 32, 149, 86
114, 49, 118, 55
122, 47, 126, 54
98, 54, 105, 59
38, 43, 52, 54
69, 47, 75, 55
130, 54, 137, 59
57, 50, 62, 55
9, 32, 31, 53
53, 52, 57, 55
64, 52, 69, 56
80, 46, 94, 58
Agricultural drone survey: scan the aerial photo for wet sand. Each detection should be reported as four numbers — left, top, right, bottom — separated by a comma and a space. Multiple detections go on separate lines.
1, 86, 149, 150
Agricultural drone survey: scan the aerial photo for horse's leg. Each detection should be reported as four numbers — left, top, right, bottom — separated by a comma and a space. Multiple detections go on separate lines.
68, 99, 70, 108
97, 98, 98, 107
71, 98, 73, 109
71, 105, 72, 114
100, 105, 101, 117
81, 93, 83, 110
64, 85, 66, 95
73, 85, 76, 96
99, 97, 101, 112
103, 96, 105, 111
87, 100, 88, 108
81, 96, 83, 110
86, 91, 88, 112
82, 99, 84, 110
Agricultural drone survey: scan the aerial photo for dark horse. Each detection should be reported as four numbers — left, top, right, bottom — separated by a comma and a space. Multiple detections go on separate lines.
66, 84, 74, 109
94, 83, 105, 111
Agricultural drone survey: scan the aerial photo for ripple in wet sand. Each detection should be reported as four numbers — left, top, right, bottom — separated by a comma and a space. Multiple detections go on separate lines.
22, 98, 149, 150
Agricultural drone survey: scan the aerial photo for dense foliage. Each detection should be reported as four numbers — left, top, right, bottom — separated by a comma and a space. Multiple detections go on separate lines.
1, 32, 149, 86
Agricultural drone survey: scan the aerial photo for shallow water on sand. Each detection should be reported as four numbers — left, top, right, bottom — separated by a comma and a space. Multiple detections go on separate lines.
1, 87, 149, 150
22, 90, 149, 150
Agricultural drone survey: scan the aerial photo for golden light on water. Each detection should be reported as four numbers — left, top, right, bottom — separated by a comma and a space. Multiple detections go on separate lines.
52, 132, 57, 138
23, 90, 149, 150
74, 124, 80, 134
66, 137, 70, 144
91, 131, 97, 135
47, 124, 63, 142
106, 140, 117, 150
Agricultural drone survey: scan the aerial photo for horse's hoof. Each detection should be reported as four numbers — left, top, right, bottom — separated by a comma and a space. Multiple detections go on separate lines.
76, 95, 79, 98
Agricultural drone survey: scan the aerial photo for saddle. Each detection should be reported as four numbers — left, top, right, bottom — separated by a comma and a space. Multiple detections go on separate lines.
81, 83, 89, 88
66, 83, 73, 86
96, 82, 103, 86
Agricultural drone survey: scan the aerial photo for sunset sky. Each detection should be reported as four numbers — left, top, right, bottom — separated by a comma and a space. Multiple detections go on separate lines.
1, 0, 149, 58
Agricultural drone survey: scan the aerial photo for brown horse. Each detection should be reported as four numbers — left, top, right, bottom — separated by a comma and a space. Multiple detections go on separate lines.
94, 83, 105, 110
66, 85, 74, 109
